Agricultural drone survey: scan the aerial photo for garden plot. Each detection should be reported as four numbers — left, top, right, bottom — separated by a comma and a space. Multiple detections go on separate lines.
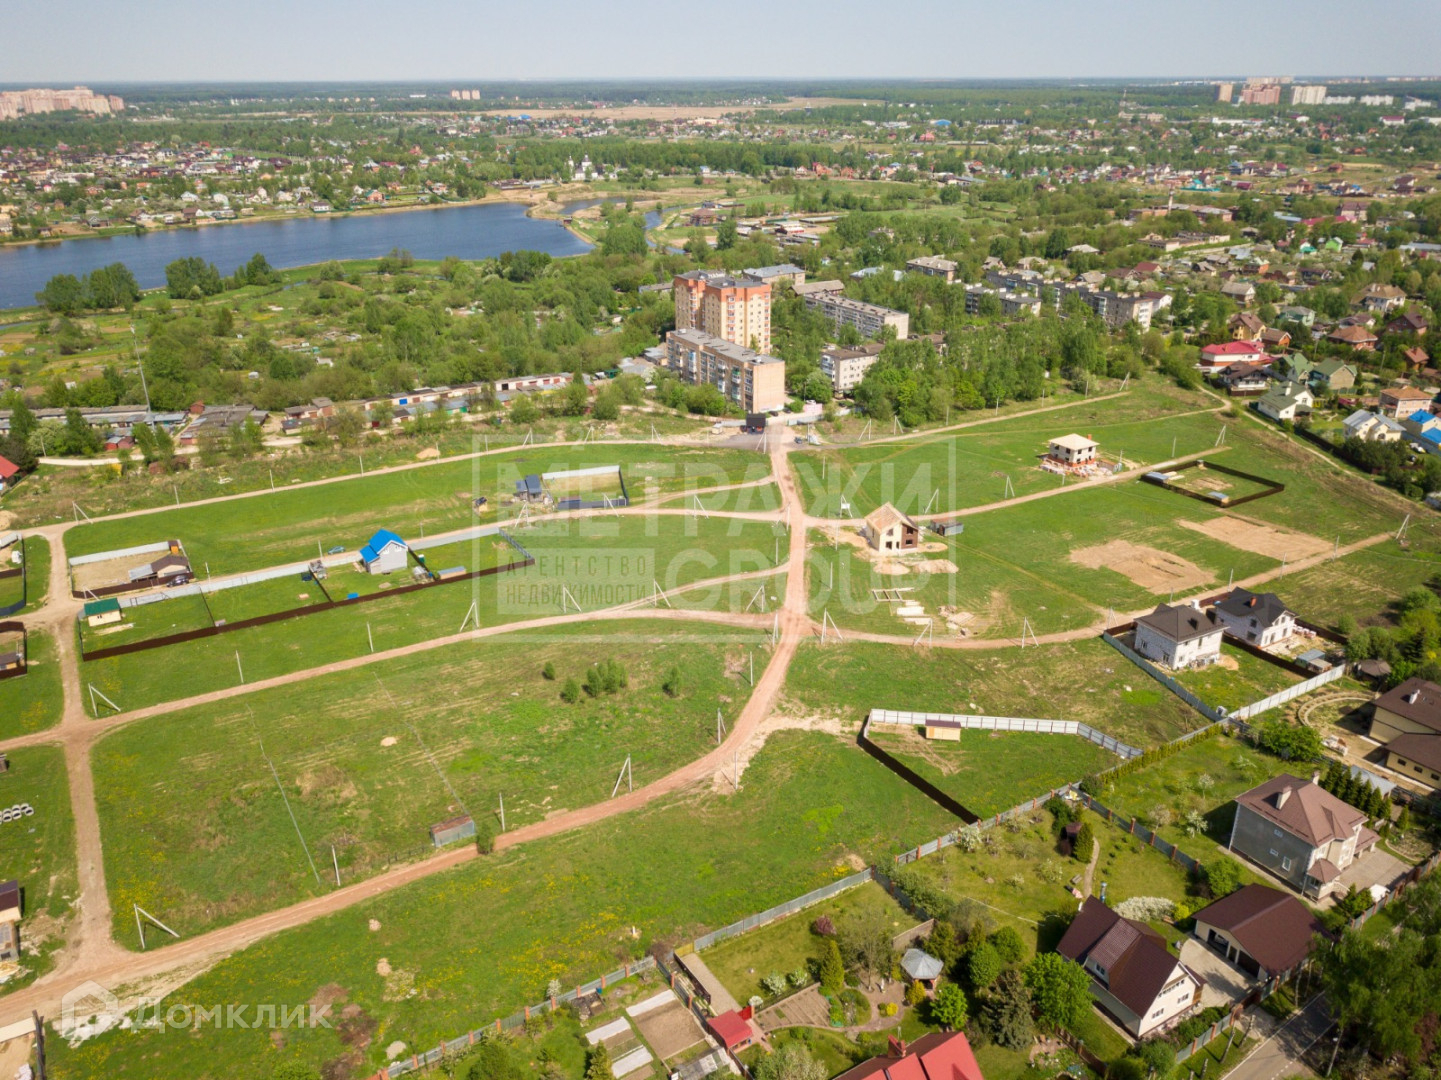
627, 993, 706, 1061
1176, 515, 1331, 562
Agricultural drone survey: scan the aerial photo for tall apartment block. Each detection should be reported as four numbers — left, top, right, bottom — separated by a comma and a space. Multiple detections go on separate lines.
666, 329, 787, 413
672, 271, 772, 354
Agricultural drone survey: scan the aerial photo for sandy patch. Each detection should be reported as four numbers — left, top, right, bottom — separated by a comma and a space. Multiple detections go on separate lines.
380, 736, 398, 747
368, 919, 382, 931
415, 447, 440, 461
874, 561, 910, 575
1177, 516, 1330, 561
712, 712, 851, 793
1070, 540, 1210, 594
375, 958, 392, 977
914, 559, 959, 574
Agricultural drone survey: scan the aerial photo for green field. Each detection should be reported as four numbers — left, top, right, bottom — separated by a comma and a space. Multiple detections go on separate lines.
93, 620, 766, 940
793, 386, 1222, 518
0, 630, 65, 740
698, 880, 913, 1006
658, 481, 782, 514
1169, 644, 1303, 713
51, 731, 957, 1080
79, 515, 783, 713
0, 745, 77, 995
783, 638, 1206, 751
0, 534, 47, 613
866, 725, 1119, 818
1263, 545, 1441, 630
64, 445, 773, 577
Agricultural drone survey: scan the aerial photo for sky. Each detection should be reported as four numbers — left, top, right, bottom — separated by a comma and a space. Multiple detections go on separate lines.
6, 0, 1441, 84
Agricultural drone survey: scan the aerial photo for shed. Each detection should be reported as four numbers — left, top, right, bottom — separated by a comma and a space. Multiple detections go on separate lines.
901, 948, 944, 990
359, 529, 409, 575
1047, 433, 1098, 466
83, 597, 123, 627
924, 718, 962, 742
929, 519, 964, 537
706, 1009, 755, 1050
515, 474, 544, 501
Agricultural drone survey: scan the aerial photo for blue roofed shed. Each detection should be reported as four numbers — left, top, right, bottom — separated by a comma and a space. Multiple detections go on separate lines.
359, 529, 409, 574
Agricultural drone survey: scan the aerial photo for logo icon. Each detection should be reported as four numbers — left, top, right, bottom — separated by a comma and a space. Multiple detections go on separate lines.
60, 980, 121, 1034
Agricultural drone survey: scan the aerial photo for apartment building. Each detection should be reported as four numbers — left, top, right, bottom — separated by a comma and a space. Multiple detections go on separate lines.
962, 284, 1043, 317
673, 271, 772, 353
906, 256, 958, 283
820, 343, 885, 395
1240, 83, 1282, 106
665, 329, 787, 412
1043, 284, 1168, 330
1291, 85, 1327, 106
804, 293, 910, 340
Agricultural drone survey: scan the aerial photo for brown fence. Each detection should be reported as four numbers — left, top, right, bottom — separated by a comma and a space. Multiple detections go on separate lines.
1142, 459, 1286, 509
0, 620, 27, 681
857, 713, 979, 823
0, 537, 28, 619
78, 557, 532, 661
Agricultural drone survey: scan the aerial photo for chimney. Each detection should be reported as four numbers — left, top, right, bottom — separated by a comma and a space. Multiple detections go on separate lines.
888, 1036, 908, 1058
1275, 786, 1292, 809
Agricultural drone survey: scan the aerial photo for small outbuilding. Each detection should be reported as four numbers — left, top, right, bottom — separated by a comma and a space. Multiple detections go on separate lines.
924, 718, 963, 742
1192, 883, 1328, 980
515, 474, 544, 501
1047, 434, 1098, 466
706, 1009, 756, 1051
864, 503, 920, 552
901, 948, 944, 991
359, 529, 409, 575
83, 597, 123, 627
929, 519, 964, 537
0, 879, 20, 962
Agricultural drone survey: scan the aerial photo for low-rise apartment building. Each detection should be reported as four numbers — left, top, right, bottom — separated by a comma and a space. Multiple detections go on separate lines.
820, 343, 885, 394
665, 329, 787, 413
804, 293, 910, 340
906, 256, 958, 282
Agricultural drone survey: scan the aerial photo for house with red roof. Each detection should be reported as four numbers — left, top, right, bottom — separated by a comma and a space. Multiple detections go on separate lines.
1198, 340, 1264, 374
835, 1032, 985, 1080
0, 455, 19, 494
706, 1008, 757, 1051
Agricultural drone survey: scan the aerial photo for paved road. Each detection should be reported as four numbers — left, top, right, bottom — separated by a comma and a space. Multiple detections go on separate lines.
1228, 996, 1332, 1080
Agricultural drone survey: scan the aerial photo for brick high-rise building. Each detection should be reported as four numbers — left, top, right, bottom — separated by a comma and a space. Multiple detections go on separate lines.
672, 271, 772, 354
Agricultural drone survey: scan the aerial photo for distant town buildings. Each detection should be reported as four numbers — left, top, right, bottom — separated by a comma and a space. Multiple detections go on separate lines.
1291, 85, 1327, 106
0, 86, 122, 121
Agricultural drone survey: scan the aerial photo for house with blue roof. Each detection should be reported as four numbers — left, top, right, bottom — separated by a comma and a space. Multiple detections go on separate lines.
358, 529, 409, 574
1421, 429, 1441, 458
1403, 409, 1441, 439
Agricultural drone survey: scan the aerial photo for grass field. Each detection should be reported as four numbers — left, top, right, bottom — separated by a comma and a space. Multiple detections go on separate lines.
782, 639, 1206, 751
51, 731, 957, 1080
1170, 644, 1303, 713
0, 534, 48, 614
1087, 731, 1286, 851
92, 619, 770, 940
0, 746, 77, 996
657, 482, 782, 514
699, 880, 913, 1006
0, 630, 65, 740
1262, 545, 1441, 630
866, 726, 1119, 818
793, 386, 1223, 518
79, 515, 782, 713
63, 445, 773, 578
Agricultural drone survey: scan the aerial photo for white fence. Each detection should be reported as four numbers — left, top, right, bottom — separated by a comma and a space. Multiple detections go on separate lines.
1232, 664, 1347, 719
68, 540, 171, 567
409, 523, 503, 552
866, 709, 1142, 759
542, 465, 621, 482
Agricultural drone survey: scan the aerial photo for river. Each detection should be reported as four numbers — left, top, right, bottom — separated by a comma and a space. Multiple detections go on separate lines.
0, 200, 604, 312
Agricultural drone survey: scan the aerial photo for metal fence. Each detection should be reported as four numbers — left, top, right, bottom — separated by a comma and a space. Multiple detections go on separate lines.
689, 869, 873, 953
381, 956, 657, 1079
866, 708, 1143, 760
0, 537, 28, 619
1232, 665, 1347, 719
1076, 791, 1203, 872
1102, 631, 1229, 723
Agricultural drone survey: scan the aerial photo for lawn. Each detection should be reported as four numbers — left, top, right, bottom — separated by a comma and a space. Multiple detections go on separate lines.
656, 481, 781, 514
740, 1028, 862, 1079
0, 533, 49, 614
1086, 730, 1286, 852
782, 638, 1206, 752
79, 514, 783, 713
50, 730, 958, 1080
866, 726, 1119, 818
0, 745, 77, 996
63, 444, 773, 578
1169, 644, 1304, 713
0, 630, 65, 740
1087, 811, 1198, 920
699, 880, 916, 1006
793, 385, 1223, 518
1262, 545, 1441, 631
92, 620, 767, 940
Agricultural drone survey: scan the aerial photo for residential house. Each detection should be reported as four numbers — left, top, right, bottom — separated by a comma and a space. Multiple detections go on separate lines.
1133, 602, 1225, 669
1277, 306, 1316, 327
358, 529, 409, 575
1343, 409, 1406, 442
742, 264, 806, 288
834, 1032, 985, 1080
1191, 885, 1328, 981
1309, 359, 1357, 393
0, 456, 18, 494
1199, 341, 1265, 374
665, 329, 787, 413
1379, 385, 1435, 418
1260, 327, 1292, 351
1212, 588, 1296, 647
1404, 346, 1431, 373
1326, 325, 1378, 351
1220, 281, 1257, 306
1228, 774, 1376, 899
1256, 382, 1314, 422
1369, 677, 1441, 790
864, 503, 920, 552
1385, 310, 1429, 338
1228, 312, 1266, 340
1047, 434, 1098, 466
1222, 363, 1271, 397
1401, 409, 1441, 439
1354, 283, 1407, 314
820, 343, 885, 395
1055, 897, 1204, 1039
804, 293, 910, 340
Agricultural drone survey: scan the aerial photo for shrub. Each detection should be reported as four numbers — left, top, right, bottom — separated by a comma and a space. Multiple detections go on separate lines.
966, 942, 1002, 991
1149, 804, 1175, 829
932, 983, 968, 1030
956, 823, 984, 852
1072, 822, 1094, 862
762, 972, 789, 998
1203, 858, 1243, 898
1129, 1039, 1178, 1080
560, 678, 581, 704
583, 659, 628, 697
812, 915, 836, 937
789, 967, 810, 988
988, 926, 1026, 965
905, 980, 928, 1007
881, 1002, 898, 1017
1183, 810, 1207, 838
661, 666, 682, 697
1114, 896, 1176, 922
820, 940, 846, 994
1172, 1006, 1226, 1045
541, 661, 556, 681
828, 1003, 846, 1026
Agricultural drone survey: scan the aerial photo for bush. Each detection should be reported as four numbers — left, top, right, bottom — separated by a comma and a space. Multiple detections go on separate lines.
932, 983, 968, 1030
988, 926, 1026, 965
661, 666, 681, 697
1203, 858, 1243, 898
762, 972, 789, 998
1129, 1039, 1178, 1080
1172, 1006, 1227, 1045
966, 942, 1002, 991
541, 661, 556, 681
905, 980, 928, 1007
583, 659, 628, 697
1114, 897, 1176, 922
881, 1002, 898, 1017
1072, 822, 1094, 862
560, 678, 581, 704
812, 915, 835, 937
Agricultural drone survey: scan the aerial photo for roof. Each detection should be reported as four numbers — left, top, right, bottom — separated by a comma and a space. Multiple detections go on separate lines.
834, 1032, 985, 1080
1385, 732, 1441, 773
1215, 588, 1292, 629
1234, 775, 1367, 848
901, 948, 944, 981
1201, 341, 1263, 356
1056, 897, 1188, 1019
1049, 433, 1098, 451
866, 502, 916, 535
1373, 677, 1441, 734
82, 597, 121, 617
0, 880, 17, 916
707, 1010, 752, 1049
1193, 884, 1327, 976
1381, 386, 1433, 402
1135, 602, 1224, 644
1309, 858, 1341, 884
1329, 325, 1378, 344
0, 456, 18, 480
359, 528, 407, 563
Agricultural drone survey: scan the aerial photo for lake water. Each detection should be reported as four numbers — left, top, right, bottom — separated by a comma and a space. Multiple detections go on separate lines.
0, 201, 599, 312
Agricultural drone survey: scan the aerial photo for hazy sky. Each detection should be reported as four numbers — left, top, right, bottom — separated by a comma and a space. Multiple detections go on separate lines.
7, 0, 1441, 83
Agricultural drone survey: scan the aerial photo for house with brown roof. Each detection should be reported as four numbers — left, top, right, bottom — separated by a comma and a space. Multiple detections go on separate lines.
1212, 588, 1296, 647
1228, 774, 1376, 899
834, 1032, 985, 1080
1385, 310, 1429, 338
1353, 283, 1407, 314
1056, 897, 1204, 1039
1327, 325, 1378, 351
1192, 884, 1328, 980
1134, 602, 1225, 670
1379, 385, 1435, 418
1369, 677, 1441, 790
1228, 311, 1266, 340
864, 503, 920, 553
1259, 327, 1292, 351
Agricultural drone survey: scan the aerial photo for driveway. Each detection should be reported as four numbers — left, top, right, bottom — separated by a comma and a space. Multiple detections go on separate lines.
1337, 847, 1408, 897
1227, 994, 1331, 1080
1178, 938, 1257, 1009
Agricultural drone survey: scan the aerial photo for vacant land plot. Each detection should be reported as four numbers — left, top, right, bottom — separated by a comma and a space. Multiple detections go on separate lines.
1260, 546, 1441, 630
699, 880, 913, 1006
65, 445, 772, 577
657, 482, 781, 514
0, 745, 77, 995
867, 726, 1119, 818
93, 621, 766, 940
79, 515, 781, 713
54, 731, 957, 1080
1170, 644, 1304, 713
0, 630, 64, 740
782, 638, 1205, 751
1176, 515, 1332, 563
1070, 540, 1210, 594
1088, 731, 1286, 850
1164, 465, 1280, 505
793, 385, 1222, 518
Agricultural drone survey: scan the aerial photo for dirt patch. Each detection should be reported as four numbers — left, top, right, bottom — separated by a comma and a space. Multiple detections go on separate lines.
914, 559, 959, 574
1070, 540, 1210, 594
309, 983, 348, 1012
874, 561, 910, 575
632, 1000, 706, 1060
713, 712, 851, 792
1176, 516, 1330, 561
415, 447, 440, 461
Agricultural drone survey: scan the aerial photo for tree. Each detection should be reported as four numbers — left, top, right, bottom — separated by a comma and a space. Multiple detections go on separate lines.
164, 256, 223, 299
584, 1043, 612, 1080
715, 216, 738, 251
1072, 822, 1095, 862
753, 1042, 826, 1080
819, 939, 845, 994
1203, 858, 1243, 898
560, 678, 581, 704
1256, 720, 1324, 762
509, 395, 539, 425
980, 971, 1034, 1049
965, 942, 1002, 991
467, 1041, 522, 1080
2, 392, 36, 446
838, 908, 893, 985
36, 273, 85, 315
1023, 953, 1091, 1029
932, 983, 968, 1030
272, 1063, 322, 1080
1129, 1040, 1176, 1080
988, 926, 1026, 966
541, 662, 556, 680
661, 666, 681, 697
583, 659, 627, 697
